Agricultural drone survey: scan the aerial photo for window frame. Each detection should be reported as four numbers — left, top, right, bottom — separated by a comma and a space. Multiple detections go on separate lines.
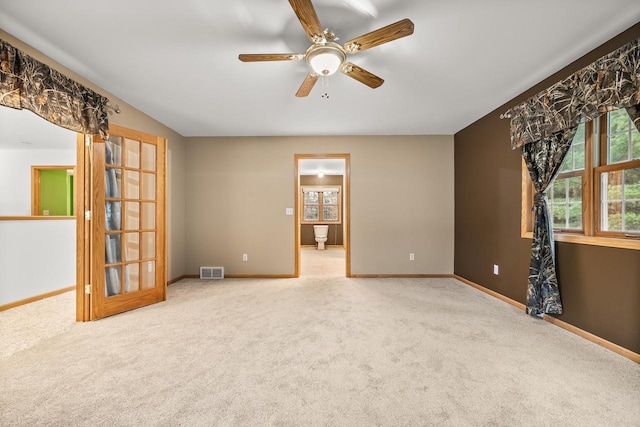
31, 165, 76, 217
301, 185, 342, 225
545, 122, 591, 233
521, 113, 640, 251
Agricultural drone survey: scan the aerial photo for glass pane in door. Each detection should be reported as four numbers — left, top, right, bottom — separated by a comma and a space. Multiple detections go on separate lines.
105, 201, 122, 230
102, 132, 160, 302
124, 232, 140, 261
124, 170, 140, 199
106, 168, 122, 198
91, 126, 165, 320
124, 202, 140, 230
105, 234, 122, 263
125, 138, 140, 168
142, 203, 156, 229
125, 264, 140, 293
105, 265, 122, 296
141, 261, 155, 289
142, 173, 156, 200
141, 143, 156, 171
106, 137, 122, 165
141, 232, 156, 259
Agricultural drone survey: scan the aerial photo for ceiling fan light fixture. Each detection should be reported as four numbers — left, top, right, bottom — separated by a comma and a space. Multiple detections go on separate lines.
306, 43, 346, 76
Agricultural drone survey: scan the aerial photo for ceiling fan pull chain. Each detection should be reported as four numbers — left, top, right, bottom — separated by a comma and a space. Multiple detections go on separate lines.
321, 75, 329, 99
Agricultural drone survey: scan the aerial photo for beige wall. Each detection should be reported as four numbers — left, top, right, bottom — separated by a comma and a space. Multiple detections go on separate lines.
0, 30, 187, 281
185, 135, 454, 275
1, 29, 453, 280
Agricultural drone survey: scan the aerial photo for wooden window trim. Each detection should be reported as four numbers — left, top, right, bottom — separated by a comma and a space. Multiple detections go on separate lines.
31, 165, 75, 216
521, 119, 640, 251
300, 186, 342, 224
594, 159, 640, 239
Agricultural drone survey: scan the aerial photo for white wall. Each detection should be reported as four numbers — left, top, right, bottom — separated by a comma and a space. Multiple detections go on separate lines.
1, 28, 188, 284
0, 149, 76, 215
0, 126, 76, 305
0, 220, 75, 305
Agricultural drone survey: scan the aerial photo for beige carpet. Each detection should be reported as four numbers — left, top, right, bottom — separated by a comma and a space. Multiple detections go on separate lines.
1, 274, 638, 426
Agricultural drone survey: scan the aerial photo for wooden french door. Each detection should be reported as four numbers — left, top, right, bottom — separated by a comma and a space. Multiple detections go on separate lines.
80, 124, 166, 320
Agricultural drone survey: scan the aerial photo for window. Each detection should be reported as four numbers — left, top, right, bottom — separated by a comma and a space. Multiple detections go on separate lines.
546, 123, 587, 231
301, 186, 341, 223
596, 109, 640, 235
31, 166, 75, 216
522, 109, 640, 250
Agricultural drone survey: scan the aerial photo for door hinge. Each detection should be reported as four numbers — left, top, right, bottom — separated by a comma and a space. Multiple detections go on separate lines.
85, 210, 91, 220
84, 284, 91, 294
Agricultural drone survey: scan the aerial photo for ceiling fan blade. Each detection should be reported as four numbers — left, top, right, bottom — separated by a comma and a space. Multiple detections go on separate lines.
296, 73, 319, 97
343, 18, 414, 54
239, 53, 304, 62
340, 62, 384, 88
288, 0, 324, 42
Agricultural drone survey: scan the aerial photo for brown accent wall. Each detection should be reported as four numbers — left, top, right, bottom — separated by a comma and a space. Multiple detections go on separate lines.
454, 23, 640, 353
300, 175, 344, 246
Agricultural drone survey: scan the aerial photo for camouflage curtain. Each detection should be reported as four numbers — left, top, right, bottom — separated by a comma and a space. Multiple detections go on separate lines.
507, 37, 639, 316
0, 38, 109, 138
626, 105, 640, 132
522, 128, 577, 316
509, 37, 640, 150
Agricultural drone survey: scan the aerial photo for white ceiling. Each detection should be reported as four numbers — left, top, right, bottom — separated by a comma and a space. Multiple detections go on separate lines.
0, 107, 76, 150
0, 1, 639, 139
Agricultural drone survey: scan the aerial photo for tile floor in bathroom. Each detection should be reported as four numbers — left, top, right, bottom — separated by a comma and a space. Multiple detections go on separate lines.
300, 246, 345, 277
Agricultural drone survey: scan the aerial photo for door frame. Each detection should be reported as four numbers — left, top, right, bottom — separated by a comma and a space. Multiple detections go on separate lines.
294, 154, 351, 277
75, 125, 167, 321
76, 133, 90, 321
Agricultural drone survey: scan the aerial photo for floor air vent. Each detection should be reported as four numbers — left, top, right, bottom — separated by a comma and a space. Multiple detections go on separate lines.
200, 266, 224, 279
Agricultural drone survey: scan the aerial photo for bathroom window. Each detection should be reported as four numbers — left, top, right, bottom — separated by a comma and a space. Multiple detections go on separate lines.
301, 186, 341, 224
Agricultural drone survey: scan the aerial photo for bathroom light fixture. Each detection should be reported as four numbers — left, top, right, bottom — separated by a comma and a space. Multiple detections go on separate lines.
306, 43, 346, 76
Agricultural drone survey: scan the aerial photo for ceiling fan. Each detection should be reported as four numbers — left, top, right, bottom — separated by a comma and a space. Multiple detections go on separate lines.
239, 0, 414, 97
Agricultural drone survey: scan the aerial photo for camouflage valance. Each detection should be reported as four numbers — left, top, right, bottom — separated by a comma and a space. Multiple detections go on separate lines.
508, 37, 640, 149
0, 38, 109, 138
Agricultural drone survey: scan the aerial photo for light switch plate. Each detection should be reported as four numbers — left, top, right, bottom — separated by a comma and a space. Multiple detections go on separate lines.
285, 208, 293, 215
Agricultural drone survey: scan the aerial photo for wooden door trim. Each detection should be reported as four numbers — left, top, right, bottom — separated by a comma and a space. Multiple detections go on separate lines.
294, 154, 351, 278
76, 134, 90, 321
91, 137, 106, 319
154, 133, 168, 302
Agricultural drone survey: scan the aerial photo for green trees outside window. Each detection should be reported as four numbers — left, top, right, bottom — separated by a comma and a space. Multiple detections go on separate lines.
541, 109, 640, 237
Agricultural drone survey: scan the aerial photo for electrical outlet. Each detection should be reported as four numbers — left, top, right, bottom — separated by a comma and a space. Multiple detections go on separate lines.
409, 253, 415, 261
493, 264, 499, 275
242, 254, 248, 262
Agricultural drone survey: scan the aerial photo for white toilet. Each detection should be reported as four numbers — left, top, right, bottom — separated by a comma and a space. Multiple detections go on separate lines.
313, 225, 329, 250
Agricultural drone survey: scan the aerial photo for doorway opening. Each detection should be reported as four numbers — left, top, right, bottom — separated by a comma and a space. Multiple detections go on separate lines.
295, 154, 350, 277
